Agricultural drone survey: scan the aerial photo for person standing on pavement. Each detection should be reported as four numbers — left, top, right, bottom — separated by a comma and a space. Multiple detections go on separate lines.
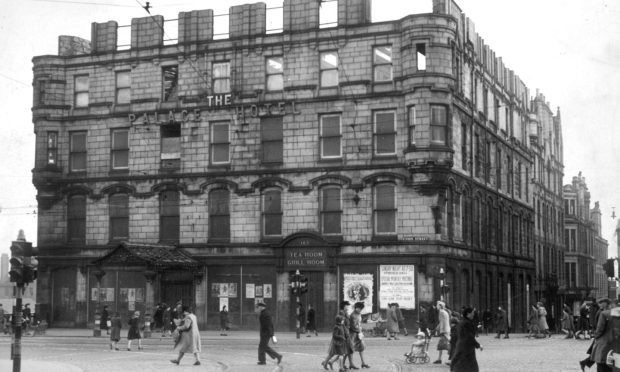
297, 302, 306, 334
100, 305, 110, 335
0, 304, 5, 333
162, 303, 172, 337
127, 310, 143, 351
307, 304, 318, 337
153, 303, 163, 332
170, 305, 201, 366
349, 302, 370, 368
329, 315, 347, 372
450, 307, 483, 372
428, 303, 439, 336
109, 312, 122, 351
386, 303, 400, 340
482, 308, 493, 336
575, 302, 591, 339
537, 302, 551, 338
434, 301, 450, 364
395, 303, 408, 336
220, 305, 230, 336
494, 305, 509, 339
579, 298, 612, 371
256, 302, 282, 366
527, 304, 540, 339
322, 301, 353, 370
561, 304, 575, 338
580, 298, 613, 372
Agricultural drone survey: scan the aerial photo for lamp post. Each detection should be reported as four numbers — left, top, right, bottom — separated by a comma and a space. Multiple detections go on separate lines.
93, 268, 106, 337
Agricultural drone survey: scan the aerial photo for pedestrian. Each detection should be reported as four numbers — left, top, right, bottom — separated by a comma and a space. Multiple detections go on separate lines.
153, 303, 163, 332
395, 303, 408, 336
322, 301, 353, 370
418, 304, 430, 337
575, 302, 591, 339
109, 312, 121, 351
589, 301, 600, 337
386, 303, 400, 340
307, 304, 318, 337
579, 298, 612, 371
537, 302, 551, 338
162, 303, 171, 337
330, 315, 347, 372
561, 304, 575, 338
256, 302, 282, 365
450, 307, 483, 372
428, 303, 439, 336
23, 303, 32, 333
220, 305, 230, 336
472, 307, 480, 337
434, 301, 450, 364
127, 310, 143, 351
494, 305, 509, 339
527, 304, 540, 338
100, 305, 110, 335
482, 308, 493, 336
349, 302, 370, 368
447, 311, 460, 365
171, 301, 183, 331
297, 302, 306, 334
170, 305, 201, 366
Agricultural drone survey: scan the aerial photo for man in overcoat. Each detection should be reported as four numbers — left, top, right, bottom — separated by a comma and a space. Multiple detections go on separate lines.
257, 302, 282, 365
494, 305, 509, 339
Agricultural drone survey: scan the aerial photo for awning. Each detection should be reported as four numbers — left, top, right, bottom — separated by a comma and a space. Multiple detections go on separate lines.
92, 241, 202, 269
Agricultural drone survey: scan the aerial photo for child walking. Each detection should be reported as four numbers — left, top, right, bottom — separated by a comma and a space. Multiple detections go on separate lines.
330, 315, 347, 372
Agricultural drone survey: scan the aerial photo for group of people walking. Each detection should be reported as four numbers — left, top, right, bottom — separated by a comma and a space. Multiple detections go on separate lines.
321, 301, 370, 371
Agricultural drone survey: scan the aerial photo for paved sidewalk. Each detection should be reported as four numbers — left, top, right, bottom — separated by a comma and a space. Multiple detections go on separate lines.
0, 359, 83, 372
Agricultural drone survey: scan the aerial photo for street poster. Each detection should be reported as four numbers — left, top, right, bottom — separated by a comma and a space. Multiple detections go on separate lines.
343, 273, 373, 314
264, 284, 272, 299
129, 301, 135, 311
91, 288, 98, 301
220, 283, 229, 297
379, 265, 416, 309
136, 288, 144, 302
228, 283, 237, 297
246, 283, 255, 299
254, 297, 264, 307
255, 285, 263, 298
212, 283, 220, 297
120, 288, 128, 302
106, 288, 115, 302
219, 297, 228, 311
128, 288, 136, 302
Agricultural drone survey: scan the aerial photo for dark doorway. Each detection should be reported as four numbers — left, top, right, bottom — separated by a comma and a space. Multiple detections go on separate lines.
289, 271, 324, 332
161, 281, 193, 310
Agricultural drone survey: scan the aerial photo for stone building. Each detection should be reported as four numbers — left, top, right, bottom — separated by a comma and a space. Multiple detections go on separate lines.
563, 173, 609, 310
32, 0, 551, 330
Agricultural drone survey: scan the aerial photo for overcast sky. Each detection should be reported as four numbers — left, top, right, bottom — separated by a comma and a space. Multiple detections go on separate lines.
0, 0, 618, 257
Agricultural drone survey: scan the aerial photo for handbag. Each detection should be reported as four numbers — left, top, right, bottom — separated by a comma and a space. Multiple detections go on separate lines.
172, 328, 181, 343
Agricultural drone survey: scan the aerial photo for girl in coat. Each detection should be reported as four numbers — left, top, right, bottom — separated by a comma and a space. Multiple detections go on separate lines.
127, 311, 143, 351
109, 312, 121, 351
386, 303, 400, 340
171, 305, 202, 366
450, 307, 483, 372
330, 315, 347, 372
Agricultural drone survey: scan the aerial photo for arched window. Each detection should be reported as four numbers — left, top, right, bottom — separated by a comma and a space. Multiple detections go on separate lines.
67, 194, 86, 243
160, 190, 179, 243
320, 186, 342, 235
109, 193, 129, 241
209, 189, 230, 241
262, 189, 282, 237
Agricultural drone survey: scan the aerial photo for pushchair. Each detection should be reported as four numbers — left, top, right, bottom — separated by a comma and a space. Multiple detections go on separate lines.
404, 334, 431, 364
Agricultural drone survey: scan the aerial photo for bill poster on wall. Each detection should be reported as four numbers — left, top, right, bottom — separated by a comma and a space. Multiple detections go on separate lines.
264, 284, 272, 299
219, 297, 229, 311
255, 285, 263, 298
343, 273, 373, 314
211, 283, 220, 297
246, 283, 255, 299
136, 288, 144, 302
129, 301, 135, 311
91, 288, 98, 301
228, 283, 237, 297
220, 283, 229, 297
120, 288, 128, 302
128, 288, 136, 302
379, 265, 416, 309
106, 288, 115, 302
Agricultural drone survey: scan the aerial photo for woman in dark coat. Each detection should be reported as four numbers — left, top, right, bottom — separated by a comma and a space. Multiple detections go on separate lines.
127, 311, 143, 351
330, 315, 347, 372
220, 305, 229, 336
451, 307, 483, 372
109, 312, 122, 351
100, 305, 110, 335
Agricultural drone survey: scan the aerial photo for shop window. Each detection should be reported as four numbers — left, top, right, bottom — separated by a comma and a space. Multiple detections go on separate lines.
161, 124, 181, 169
261, 117, 283, 164
47, 131, 58, 165
159, 190, 179, 243
209, 189, 230, 241
212, 62, 230, 94
430, 105, 448, 145
111, 129, 129, 170
115, 70, 131, 104
109, 193, 129, 241
373, 46, 392, 82
263, 189, 282, 237
374, 183, 396, 235
320, 114, 341, 159
74, 75, 89, 108
320, 186, 342, 235
416, 43, 426, 71
374, 110, 396, 155
210, 121, 230, 164
162, 66, 178, 102
320, 51, 338, 87
67, 194, 86, 244
70, 131, 87, 172
266, 57, 283, 91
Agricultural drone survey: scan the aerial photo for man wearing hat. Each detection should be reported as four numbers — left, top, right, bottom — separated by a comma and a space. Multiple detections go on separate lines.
256, 302, 282, 365
579, 298, 612, 371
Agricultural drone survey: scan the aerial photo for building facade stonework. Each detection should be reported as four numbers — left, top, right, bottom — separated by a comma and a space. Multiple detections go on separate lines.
33, 0, 558, 330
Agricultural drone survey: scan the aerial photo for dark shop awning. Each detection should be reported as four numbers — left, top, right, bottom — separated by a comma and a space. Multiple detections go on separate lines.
92, 241, 202, 269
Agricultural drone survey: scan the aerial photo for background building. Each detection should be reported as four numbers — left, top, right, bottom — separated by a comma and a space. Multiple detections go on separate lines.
32, 0, 558, 330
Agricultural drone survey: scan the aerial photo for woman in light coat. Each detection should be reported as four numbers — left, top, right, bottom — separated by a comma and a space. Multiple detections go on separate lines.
171, 305, 202, 366
386, 303, 400, 340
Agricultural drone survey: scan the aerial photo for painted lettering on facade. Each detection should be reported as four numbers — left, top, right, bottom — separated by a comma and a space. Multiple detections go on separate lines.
285, 248, 327, 268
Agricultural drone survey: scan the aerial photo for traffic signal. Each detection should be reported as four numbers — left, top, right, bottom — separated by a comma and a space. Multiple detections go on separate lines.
604, 259, 616, 278
9, 254, 23, 283
299, 276, 308, 294
9, 241, 38, 284
290, 271, 301, 296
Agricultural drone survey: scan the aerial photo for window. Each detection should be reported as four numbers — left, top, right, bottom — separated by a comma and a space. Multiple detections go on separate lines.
409, 106, 416, 145
161, 124, 181, 169
74, 75, 89, 107
115, 71, 130, 104
162, 66, 178, 101
266, 57, 283, 91
482, 86, 488, 117
212, 62, 230, 94
111, 129, 129, 170
373, 46, 392, 82
159, 190, 179, 243
320, 115, 341, 159
496, 147, 502, 189
485, 141, 491, 183
507, 155, 513, 194
261, 117, 283, 163
47, 132, 58, 165
416, 43, 426, 71
320, 187, 342, 235
460, 124, 467, 170
209, 189, 230, 240
263, 189, 282, 236
109, 193, 129, 240
374, 110, 396, 155
430, 105, 448, 145
474, 133, 480, 178
70, 131, 87, 172
374, 183, 396, 234
210, 121, 230, 164
67, 195, 86, 243
320, 51, 338, 87
516, 162, 522, 197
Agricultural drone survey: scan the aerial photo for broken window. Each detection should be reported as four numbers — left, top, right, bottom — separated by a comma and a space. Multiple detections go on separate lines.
416, 43, 426, 71
162, 66, 178, 101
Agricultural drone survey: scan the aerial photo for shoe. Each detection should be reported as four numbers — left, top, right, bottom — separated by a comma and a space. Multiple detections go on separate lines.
349, 365, 359, 370
494, 335, 500, 338
115, 348, 119, 351
127, 348, 131, 351
321, 361, 329, 370
361, 364, 370, 368
433, 360, 442, 364
394, 337, 400, 340
257, 361, 266, 365
387, 337, 392, 340
579, 360, 586, 372
327, 361, 334, 370
307, 334, 311, 337
276, 355, 283, 365
193, 361, 201, 366
170, 359, 179, 365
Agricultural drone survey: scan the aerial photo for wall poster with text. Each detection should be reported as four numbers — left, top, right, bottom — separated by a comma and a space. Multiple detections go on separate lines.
379, 265, 416, 309
343, 273, 373, 314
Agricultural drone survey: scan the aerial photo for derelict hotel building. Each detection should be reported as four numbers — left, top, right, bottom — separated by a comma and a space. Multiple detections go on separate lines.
32, 0, 556, 331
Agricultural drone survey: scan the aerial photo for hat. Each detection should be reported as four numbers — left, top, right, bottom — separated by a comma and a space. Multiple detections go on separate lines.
256, 302, 266, 308
416, 331, 425, 338
436, 301, 445, 309
597, 298, 611, 305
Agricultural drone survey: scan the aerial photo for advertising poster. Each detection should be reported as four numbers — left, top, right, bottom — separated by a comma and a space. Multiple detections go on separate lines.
220, 283, 229, 297
120, 288, 128, 302
219, 297, 229, 311
211, 283, 220, 297
246, 283, 255, 299
128, 288, 136, 302
106, 288, 115, 302
136, 288, 144, 302
379, 265, 416, 309
264, 284, 272, 299
255, 285, 263, 298
91, 288, 98, 301
228, 283, 237, 297
343, 273, 373, 314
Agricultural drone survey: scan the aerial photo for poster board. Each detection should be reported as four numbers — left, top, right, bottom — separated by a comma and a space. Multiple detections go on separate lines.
379, 265, 416, 309
343, 273, 373, 314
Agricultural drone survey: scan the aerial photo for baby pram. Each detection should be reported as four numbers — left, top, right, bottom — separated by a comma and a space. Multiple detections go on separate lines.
404, 334, 431, 364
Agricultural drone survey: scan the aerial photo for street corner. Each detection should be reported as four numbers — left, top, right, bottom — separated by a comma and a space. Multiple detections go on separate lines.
0, 359, 83, 372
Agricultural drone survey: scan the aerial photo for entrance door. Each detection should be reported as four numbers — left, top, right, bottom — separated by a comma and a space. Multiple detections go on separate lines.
161, 282, 194, 309
289, 271, 324, 331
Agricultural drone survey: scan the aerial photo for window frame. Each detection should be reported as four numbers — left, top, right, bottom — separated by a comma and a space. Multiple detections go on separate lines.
265, 56, 284, 91
111, 128, 129, 170
373, 45, 393, 82
212, 61, 231, 94
160, 123, 181, 169
115, 70, 131, 105
162, 65, 179, 102
69, 131, 87, 173
374, 183, 397, 235
67, 194, 86, 244
320, 186, 342, 235
74, 75, 89, 108
319, 51, 339, 88
47, 131, 58, 166
210, 121, 230, 165
373, 110, 397, 156
408, 106, 416, 146
260, 116, 283, 164
319, 114, 342, 159
109, 193, 129, 241
416, 43, 426, 71
430, 105, 448, 145
262, 188, 283, 237
159, 190, 180, 243
209, 189, 231, 241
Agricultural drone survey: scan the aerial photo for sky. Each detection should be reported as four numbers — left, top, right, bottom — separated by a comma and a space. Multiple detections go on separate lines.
0, 0, 618, 257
